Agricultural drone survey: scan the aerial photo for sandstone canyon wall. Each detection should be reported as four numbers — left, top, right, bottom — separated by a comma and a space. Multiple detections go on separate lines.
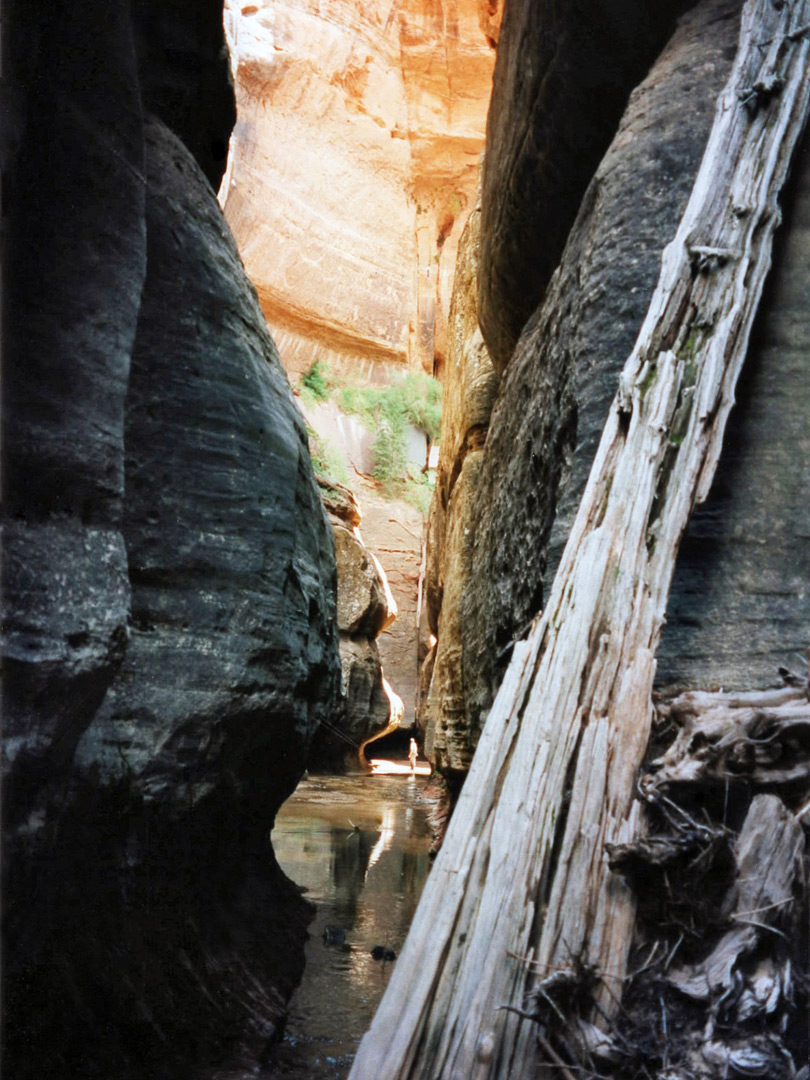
310, 478, 401, 768
420, 192, 498, 777
220, 0, 495, 380
423, 0, 810, 784
2, 2, 341, 1076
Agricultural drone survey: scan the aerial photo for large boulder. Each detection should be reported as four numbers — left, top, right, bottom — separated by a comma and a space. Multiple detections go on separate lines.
334, 524, 396, 638
1, 4, 341, 1077
309, 484, 397, 768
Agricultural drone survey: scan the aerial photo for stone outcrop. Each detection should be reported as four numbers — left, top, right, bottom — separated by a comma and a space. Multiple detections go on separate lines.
423, 0, 810, 778
2, 3, 341, 1076
352, 479, 426, 731
220, 0, 495, 379
334, 520, 395, 639
310, 480, 398, 767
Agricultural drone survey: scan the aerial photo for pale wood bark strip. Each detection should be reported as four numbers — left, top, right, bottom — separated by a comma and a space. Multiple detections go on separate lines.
349, 4, 810, 1077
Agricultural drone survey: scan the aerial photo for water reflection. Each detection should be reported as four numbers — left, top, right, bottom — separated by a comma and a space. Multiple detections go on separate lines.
265, 774, 432, 1079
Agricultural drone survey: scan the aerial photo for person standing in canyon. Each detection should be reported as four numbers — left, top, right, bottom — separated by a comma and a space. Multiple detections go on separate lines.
408, 738, 418, 773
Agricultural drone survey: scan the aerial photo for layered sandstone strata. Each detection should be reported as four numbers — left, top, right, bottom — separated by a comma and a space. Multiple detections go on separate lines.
420, 193, 498, 777
220, 0, 495, 380
2, 2, 341, 1075
423, 0, 810, 777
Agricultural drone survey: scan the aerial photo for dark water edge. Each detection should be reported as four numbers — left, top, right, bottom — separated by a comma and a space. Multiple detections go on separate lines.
204, 772, 433, 1080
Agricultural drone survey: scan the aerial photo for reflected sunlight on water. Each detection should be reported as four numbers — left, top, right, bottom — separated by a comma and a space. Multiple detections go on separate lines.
264, 772, 433, 1079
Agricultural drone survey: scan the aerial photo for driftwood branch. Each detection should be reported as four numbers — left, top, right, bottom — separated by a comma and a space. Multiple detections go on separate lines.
607, 714, 807, 1079
349, 3, 810, 1077
646, 681, 810, 793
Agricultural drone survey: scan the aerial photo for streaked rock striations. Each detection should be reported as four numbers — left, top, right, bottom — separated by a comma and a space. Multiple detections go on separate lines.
220, 0, 495, 380
658, 113, 810, 689
478, 0, 694, 371
466, 0, 743, 736
421, 193, 498, 777
1, 3, 341, 1076
75, 115, 340, 808
423, 0, 809, 778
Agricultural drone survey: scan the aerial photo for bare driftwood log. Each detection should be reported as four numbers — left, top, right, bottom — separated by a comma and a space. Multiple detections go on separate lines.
349, 3, 810, 1077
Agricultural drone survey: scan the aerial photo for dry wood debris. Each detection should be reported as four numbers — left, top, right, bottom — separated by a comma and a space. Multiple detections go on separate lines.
500, 663, 810, 1079
348, 1, 810, 1075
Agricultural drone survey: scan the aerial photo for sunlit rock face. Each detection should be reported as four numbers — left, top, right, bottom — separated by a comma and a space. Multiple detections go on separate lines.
420, 192, 498, 778
310, 481, 399, 767
220, 0, 494, 380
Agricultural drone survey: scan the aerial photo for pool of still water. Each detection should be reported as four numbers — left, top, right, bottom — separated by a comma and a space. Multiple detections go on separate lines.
263, 772, 433, 1079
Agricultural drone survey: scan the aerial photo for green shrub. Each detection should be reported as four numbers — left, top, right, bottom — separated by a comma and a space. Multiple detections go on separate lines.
305, 367, 441, 506
397, 372, 442, 444
336, 371, 441, 494
371, 412, 408, 495
402, 466, 435, 514
301, 359, 332, 404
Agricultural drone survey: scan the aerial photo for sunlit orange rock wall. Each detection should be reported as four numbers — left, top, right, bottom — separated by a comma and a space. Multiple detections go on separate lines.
220, 0, 494, 380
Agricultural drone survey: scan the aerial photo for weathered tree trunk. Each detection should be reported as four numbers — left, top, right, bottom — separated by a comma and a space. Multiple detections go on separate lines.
349, 3, 810, 1077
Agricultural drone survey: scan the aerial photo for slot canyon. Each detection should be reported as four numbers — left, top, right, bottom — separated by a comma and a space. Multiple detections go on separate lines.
2, 1, 809, 1079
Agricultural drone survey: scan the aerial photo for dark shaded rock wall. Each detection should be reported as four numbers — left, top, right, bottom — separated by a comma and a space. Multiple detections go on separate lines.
75, 115, 339, 812
2, 3, 341, 1077
478, 0, 694, 370
460, 0, 742, 743
427, 0, 809, 786
2, 0, 144, 827
132, 0, 236, 188
657, 129, 810, 688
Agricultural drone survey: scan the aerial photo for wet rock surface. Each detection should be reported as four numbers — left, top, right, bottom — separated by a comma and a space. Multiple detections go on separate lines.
2, 4, 341, 1076
261, 774, 433, 1079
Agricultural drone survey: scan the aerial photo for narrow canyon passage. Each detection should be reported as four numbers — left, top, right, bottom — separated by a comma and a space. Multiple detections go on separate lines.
3, 1, 808, 1078
204, 775, 433, 1080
